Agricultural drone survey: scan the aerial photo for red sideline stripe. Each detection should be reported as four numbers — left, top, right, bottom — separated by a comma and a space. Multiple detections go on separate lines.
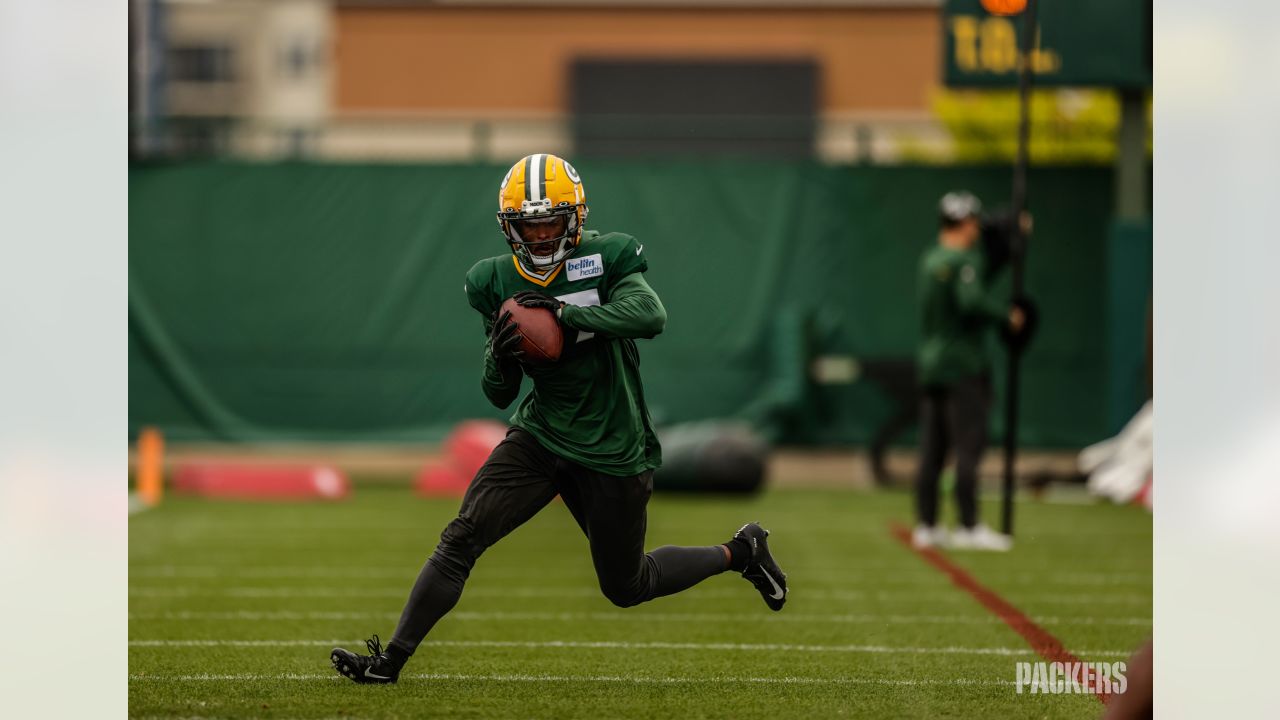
889, 523, 1111, 704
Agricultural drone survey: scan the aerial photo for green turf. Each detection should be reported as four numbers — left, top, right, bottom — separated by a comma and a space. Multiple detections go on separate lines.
129, 486, 1151, 718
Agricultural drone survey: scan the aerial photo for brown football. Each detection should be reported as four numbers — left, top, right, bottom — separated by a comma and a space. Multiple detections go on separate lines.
499, 297, 564, 364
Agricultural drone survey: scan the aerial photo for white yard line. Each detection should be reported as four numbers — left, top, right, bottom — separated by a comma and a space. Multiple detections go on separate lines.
128, 671, 1015, 686
127, 565, 1151, 585
127, 638, 1132, 656
128, 609, 1152, 626
127, 585, 1152, 604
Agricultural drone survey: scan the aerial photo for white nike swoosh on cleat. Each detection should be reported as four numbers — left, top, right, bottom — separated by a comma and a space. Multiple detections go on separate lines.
636, 245, 643, 255
363, 667, 392, 680
761, 567, 785, 600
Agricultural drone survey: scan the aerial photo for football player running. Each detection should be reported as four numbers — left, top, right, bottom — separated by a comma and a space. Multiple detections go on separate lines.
331, 153, 788, 684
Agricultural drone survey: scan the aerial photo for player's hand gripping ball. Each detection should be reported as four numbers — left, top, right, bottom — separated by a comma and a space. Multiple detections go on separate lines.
498, 295, 564, 364
488, 309, 525, 364
512, 290, 563, 313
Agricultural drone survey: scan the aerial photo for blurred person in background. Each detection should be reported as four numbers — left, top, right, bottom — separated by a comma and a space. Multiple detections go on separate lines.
329, 154, 789, 685
911, 191, 1028, 551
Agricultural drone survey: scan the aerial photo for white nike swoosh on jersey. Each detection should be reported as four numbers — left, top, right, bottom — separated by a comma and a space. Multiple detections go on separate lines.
364, 667, 392, 680
761, 567, 785, 600
636, 245, 643, 255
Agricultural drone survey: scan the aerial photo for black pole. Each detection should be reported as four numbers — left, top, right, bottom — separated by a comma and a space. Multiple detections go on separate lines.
1002, 0, 1037, 537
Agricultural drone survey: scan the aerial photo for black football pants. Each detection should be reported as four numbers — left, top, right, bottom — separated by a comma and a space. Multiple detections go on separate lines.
388, 427, 728, 657
914, 373, 991, 529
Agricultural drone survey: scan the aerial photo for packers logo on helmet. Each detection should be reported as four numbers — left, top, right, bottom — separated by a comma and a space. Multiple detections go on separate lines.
497, 153, 588, 282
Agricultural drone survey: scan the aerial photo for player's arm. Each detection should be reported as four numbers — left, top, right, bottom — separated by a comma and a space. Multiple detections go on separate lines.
479, 311, 524, 409
466, 268, 524, 409
559, 272, 667, 339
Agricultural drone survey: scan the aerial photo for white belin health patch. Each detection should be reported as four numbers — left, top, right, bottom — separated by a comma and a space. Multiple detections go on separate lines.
566, 253, 604, 281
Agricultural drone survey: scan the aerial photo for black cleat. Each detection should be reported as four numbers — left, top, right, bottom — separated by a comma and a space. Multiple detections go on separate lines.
330, 635, 402, 685
735, 522, 788, 611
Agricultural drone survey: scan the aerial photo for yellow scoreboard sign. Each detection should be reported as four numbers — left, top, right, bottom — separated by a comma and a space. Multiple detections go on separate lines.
943, 0, 1151, 87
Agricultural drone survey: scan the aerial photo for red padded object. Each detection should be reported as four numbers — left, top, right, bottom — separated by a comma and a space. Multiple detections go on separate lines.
415, 420, 508, 497
172, 463, 349, 500
445, 420, 509, 478
499, 297, 563, 364
415, 462, 470, 497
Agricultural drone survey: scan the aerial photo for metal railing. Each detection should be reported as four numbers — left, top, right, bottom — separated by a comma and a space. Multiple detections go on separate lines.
129, 112, 1125, 164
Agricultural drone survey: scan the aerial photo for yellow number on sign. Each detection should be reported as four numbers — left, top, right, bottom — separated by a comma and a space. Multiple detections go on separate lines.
980, 17, 1018, 73
950, 17, 980, 72
952, 13, 1060, 78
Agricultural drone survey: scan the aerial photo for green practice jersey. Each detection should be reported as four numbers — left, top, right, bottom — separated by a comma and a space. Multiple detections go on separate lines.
916, 245, 1007, 387
464, 230, 663, 476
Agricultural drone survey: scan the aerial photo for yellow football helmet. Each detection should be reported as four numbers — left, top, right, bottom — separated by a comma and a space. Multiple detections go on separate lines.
497, 153, 588, 274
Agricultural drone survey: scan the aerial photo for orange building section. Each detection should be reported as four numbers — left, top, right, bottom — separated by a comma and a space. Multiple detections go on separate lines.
334, 7, 940, 114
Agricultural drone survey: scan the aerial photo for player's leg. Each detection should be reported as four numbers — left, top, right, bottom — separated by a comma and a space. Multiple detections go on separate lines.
330, 428, 558, 683
563, 469, 787, 611
913, 386, 950, 547
388, 429, 559, 651
947, 374, 1009, 550
559, 470, 720, 607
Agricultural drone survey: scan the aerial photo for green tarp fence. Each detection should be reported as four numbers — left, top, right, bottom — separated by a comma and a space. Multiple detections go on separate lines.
130, 160, 1138, 447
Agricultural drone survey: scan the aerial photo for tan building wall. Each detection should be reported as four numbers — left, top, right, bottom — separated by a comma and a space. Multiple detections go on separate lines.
333, 6, 940, 115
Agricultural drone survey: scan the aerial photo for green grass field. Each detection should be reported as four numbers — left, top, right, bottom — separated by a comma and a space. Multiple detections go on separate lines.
129, 485, 1151, 718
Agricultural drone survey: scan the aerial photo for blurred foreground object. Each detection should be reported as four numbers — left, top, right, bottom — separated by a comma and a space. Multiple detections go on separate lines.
416, 420, 508, 497
173, 463, 349, 500
655, 423, 768, 495
1080, 400, 1152, 509
1101, 638, 1153, 720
